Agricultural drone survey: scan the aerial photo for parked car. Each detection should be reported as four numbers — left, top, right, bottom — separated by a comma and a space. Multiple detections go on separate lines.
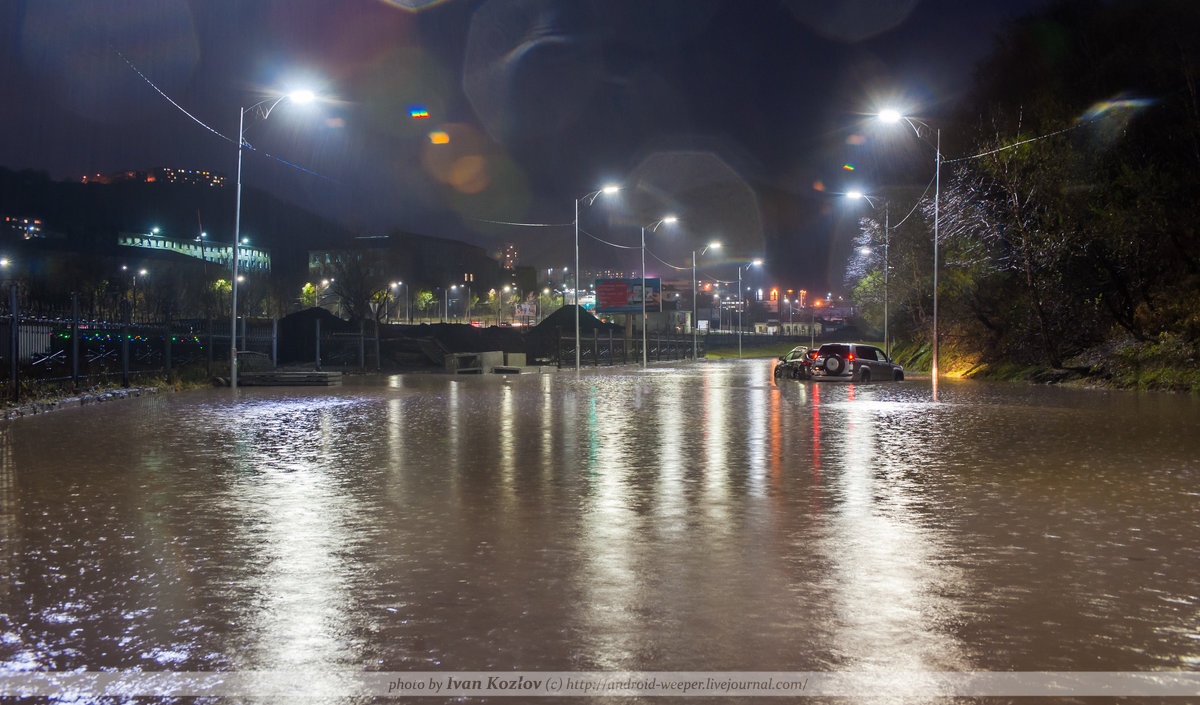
773, 345, 817, 380
811, 343, 904, 382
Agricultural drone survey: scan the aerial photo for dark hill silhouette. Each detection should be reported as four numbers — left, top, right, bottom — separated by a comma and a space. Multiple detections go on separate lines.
0, 167, 357, 282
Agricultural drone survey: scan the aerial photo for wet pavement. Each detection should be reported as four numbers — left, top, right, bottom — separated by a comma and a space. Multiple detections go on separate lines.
1, 360, 1198, 702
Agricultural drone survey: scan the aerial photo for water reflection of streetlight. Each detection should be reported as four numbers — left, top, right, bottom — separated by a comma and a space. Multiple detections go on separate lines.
230, 88, 317, 389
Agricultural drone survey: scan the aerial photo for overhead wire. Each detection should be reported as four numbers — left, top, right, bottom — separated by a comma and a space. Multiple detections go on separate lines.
115, 47, 334, 182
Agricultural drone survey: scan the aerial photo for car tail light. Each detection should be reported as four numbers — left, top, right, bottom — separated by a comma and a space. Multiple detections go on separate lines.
847, 353, 855, 361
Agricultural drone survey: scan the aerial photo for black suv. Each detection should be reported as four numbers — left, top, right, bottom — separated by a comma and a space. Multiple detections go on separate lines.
811, 343, 904, 382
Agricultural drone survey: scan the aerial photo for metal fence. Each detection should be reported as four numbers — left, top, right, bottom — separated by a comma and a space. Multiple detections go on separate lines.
0, 286, 281, 403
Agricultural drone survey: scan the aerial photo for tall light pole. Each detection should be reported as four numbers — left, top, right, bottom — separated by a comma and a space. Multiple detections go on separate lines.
692, 241, 720, 360
573, 185, 620, 371
847, 191, 890, 356
879, 108, 940, 379
640, 215, 677, 367
810, 300, 821, 348
230, 88, 315, 389
445, 285, 457, 322
737, 259, 762, 358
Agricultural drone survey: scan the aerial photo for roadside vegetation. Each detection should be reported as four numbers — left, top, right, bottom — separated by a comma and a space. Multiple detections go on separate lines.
846, 0, 1200, 393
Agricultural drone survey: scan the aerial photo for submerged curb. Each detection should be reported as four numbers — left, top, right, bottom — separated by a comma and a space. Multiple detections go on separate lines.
2, 387, 161, 421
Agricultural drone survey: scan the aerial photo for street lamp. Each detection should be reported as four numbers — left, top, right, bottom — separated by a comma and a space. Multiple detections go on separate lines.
692, 241, 721, 360
879, 108, 940, 380
230, 88, 316, 389
445, 285, 457, 322
737, 259, 762, 358
640, 215, 677, 368
811, 299, 822, 348
847, 190, 890, 357
574, 185, 620, 371
390, 281, 409, 324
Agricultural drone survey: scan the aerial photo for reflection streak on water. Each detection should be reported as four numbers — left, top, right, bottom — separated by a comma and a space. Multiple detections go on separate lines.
825, 387, 968, 672
0, 428, 14, 613
1, 366, 1198, 683
577, 379, 641, 668
228, 399, 368, 670
654, 376, 686, 529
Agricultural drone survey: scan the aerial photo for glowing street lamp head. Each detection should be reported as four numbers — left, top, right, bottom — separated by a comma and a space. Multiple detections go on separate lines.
879, 108, 903, 123
662, 216, 678, 224
847, 190, 865, 200
751, 259, 763, 267
601, 184, 620, 195
289, 89, 316, 104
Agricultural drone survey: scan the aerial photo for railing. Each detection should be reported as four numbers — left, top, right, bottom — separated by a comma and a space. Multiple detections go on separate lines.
1, 287, 280, 403
555, 329, 699, 368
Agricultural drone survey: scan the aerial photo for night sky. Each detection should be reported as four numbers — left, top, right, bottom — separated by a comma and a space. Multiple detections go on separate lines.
0, 0, 1059, 293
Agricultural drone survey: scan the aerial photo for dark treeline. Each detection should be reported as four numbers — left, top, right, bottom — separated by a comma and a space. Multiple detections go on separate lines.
848, 0, 1200, 370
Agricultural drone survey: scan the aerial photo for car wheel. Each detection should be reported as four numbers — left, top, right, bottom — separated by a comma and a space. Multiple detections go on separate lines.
894, 370, 904, 381
859, 368, 871, 383
774, 366, 783, 378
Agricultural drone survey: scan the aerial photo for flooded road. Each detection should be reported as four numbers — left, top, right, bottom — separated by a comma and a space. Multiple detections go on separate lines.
1, 360, 1198, 702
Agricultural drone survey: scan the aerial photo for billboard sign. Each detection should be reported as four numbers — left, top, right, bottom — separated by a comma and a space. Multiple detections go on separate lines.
595, 278, 661, 313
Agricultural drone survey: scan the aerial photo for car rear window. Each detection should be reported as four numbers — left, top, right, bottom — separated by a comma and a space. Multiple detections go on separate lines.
818, 344, 850, 357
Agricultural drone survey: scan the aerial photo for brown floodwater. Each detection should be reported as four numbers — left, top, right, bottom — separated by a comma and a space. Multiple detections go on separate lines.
0, 360, 1197, 703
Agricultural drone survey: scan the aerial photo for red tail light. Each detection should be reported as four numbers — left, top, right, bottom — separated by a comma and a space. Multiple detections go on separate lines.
847, 353, 855, 360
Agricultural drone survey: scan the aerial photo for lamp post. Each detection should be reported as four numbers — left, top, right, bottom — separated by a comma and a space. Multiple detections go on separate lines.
737, 259, 762, 358
879, 109, 940, 379
445, 285, 457, 322
692, 241, 720, 360
810, 300, 822, 348
847, 191, 890, 356
640, 216, 677, 367
573, 185, 620, 371
390, 281, 409, 324
230, 89, 315, 389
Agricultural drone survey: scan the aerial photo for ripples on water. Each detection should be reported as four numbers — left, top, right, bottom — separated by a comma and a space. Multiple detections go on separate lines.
1, 362, 1198, 702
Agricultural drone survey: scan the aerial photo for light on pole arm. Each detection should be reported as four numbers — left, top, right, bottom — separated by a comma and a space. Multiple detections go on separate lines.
640, 215, 677, 368
230, 88, 317, 390
878, 108, 940, 384
846, 190, 889, 357
573, 184, 620, 371
692, 241, 721, 361
737, 259, 762, 359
